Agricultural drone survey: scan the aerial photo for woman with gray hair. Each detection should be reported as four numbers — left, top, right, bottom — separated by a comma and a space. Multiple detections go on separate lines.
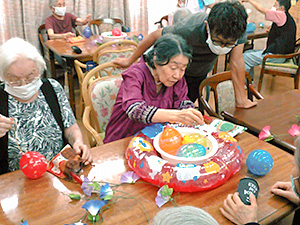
0, 37, 92, 174
150, 206, 219, 225
103, 33, 204, 143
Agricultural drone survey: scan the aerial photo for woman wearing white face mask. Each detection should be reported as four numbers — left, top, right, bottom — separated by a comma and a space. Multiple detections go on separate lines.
0, 37, 92, 174
45, 0, 91, 40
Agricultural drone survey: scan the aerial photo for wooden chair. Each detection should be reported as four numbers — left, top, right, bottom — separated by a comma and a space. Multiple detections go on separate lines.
89, 18, 123, 35
74, 59, 88, 118
92, 39, 138, 65
82, 62, 125, 146
154, 15, 168, 28
199, 71, 263, 118
258, 38, 300, 92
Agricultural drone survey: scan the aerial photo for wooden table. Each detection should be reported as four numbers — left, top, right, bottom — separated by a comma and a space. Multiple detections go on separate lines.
222, 90, 300, 153
0, 131, 296, 225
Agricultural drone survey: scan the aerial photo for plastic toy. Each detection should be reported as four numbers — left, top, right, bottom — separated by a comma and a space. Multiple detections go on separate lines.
83, 27, 92, 38
176, 143, 206, 157
112, 28, 122, 36
19, 151, 47, 179
126, 124, 244, 192
159, 127, 183, 155
246, 149, 273, 176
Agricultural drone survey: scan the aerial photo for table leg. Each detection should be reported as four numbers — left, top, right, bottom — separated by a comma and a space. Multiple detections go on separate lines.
48, 50, 57, 79
65, 58, 76, 115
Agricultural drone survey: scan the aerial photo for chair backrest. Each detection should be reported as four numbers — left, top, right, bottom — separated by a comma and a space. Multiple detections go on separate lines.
199, 71, 263, 118
92, 39, 138, 66
82, 62, 126, 145
38, 24, 48, 57
89, 18, 123, 35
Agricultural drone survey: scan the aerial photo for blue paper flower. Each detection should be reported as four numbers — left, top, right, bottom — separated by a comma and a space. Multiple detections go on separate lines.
120, 171, 140, 184
82, 200, 107, 216
20, 219, 28, 225
100, 183, 113, 201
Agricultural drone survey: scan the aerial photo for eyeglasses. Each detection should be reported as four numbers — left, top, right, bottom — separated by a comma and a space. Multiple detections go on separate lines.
290, 175, 300, 198
210, 37, 238, 48
6, 74, 40, 87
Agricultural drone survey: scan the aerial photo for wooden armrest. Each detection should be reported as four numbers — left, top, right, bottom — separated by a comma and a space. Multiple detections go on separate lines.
248, 84, 264, 100
200, 96, 221, 118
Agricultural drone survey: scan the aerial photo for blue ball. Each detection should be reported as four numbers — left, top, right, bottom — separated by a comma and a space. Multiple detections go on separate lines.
83, 27, 92, 38
246, 150, 273, 176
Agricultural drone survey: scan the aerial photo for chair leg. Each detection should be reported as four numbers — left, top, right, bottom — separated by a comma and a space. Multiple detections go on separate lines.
258, 69, 265, 92
294, 74, 299, 89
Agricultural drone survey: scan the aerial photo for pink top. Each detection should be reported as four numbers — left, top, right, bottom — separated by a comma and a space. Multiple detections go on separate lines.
265, 9, 286, 27
45, 13, 77, 34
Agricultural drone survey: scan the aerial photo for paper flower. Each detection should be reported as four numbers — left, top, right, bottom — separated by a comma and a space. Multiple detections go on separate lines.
120, 171, 140, 184
81, 177, 94, 196
259, 126, 274, 141
82, 199, 107, 222
288, 124, 300, 137
20, 219, 28, 225
155, 185, 173, 207
100, 183, 113, 201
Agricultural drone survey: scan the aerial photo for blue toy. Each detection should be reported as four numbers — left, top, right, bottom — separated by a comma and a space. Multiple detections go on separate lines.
246, 149, 273, 176
83, 27, 92, 38
246, 22, 256, 33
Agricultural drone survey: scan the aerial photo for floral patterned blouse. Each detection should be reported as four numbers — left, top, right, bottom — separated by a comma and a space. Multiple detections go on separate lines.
7, 78, 76, 171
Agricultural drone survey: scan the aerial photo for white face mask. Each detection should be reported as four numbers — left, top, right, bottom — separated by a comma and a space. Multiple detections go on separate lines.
206, 24, 234, 55
53, 6, 66, 16
5, 78, 42, 101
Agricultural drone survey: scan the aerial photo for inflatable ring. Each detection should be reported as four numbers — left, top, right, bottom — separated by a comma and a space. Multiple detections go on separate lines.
126, 124, 243, 192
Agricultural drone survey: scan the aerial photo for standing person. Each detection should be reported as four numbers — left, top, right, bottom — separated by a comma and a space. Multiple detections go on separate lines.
113, 1, 257, 111
45, 0, 91, 40
103, 34, 204, 143
0, 37, 92, 174
185, 0, 215, 14
220, 135, 300, 225
242, 0, 296, 79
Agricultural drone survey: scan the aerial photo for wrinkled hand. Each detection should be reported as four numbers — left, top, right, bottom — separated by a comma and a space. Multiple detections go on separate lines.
271, 181, 300, 205
73, 142, 93, 165
174, 108, 204, 126
220, 192, 258, 225
0, 115, 14, 138
86, 14, 92, 23
64, 32, 75, 39
112, 57, 132, 68
236, 99, 257, 109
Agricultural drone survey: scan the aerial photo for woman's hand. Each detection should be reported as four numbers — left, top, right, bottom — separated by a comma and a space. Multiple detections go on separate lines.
0, 115, 15, 138
112, 57, 132, 68
64, 32, 75, 39
271, 181, 300, 205
173, 108, 204, 126
73, 141, 92, 165
220, 192, 258, 225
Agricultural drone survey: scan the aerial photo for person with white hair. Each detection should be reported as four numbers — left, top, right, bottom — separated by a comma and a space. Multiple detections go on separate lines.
0, 37, 92, 174
45, 0, 91, 40
150, 206, 219, 225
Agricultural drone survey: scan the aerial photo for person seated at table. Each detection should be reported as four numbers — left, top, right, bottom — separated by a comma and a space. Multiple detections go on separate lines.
103, 34, 204, 143
220, 135, 300, 225
150, 206, 219, 225
45, 0, 92, 40
242, 0, 296, 78
0, 37, 92, 175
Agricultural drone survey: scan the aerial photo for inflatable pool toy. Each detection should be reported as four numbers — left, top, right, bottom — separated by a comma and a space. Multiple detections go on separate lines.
126, 123, 244, 192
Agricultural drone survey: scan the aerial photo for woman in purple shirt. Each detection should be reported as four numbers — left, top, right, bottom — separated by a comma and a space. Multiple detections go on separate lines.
104, 34, 204, 143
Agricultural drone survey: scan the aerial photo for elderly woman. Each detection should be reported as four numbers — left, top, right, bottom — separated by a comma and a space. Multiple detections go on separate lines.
103, 34, 204, 143
220, 135, 300, 224
0, 37, 92, 174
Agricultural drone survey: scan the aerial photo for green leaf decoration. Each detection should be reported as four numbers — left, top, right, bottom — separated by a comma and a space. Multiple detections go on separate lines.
88, 214, 100, 222
89, 182, 101, 191
161, 185, 173, 197
68, 193, 81, 200
264, 136, 274, 142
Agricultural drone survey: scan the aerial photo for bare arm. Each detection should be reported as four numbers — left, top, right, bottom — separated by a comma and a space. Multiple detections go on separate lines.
64, 123, 92, 164
75, 14, 92, 26
113, 29, 163, 67
151, 108, 204, 126
242, 0, 267, 15
47, 28, 75, 40
230, 43, 257, 109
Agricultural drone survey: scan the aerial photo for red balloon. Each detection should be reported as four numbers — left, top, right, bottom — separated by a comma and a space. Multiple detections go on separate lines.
112, 28, 122, 36
19, 151, 47, 179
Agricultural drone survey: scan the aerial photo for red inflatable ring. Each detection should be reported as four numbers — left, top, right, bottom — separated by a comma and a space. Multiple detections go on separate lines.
126, 124, 243, 192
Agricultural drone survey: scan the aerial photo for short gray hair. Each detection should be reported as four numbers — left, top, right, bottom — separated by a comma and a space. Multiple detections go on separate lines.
0, 37, 46, 80
150, 206, 219, 225
49, 0, 58, 8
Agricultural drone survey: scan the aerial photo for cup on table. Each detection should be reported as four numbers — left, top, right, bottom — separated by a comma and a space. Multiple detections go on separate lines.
237, 177, 259, 205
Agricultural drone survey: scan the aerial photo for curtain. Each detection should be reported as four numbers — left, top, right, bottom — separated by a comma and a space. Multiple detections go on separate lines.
0, 0, 148, 53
